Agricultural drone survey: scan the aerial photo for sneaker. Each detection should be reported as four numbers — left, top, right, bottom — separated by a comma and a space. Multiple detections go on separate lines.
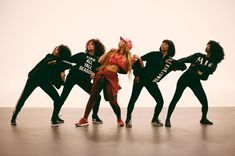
75, 118, 89, 127
125, 118, 132, 128
11, 118, 17, 125
165, 119, 171, 127
117, 119, 124, 127
151, 119, 163, 127
11, 113, 17, 125
200, 118, 213, 125
57, 116, 64, 123
92, 115, 103, 124
51, 120, 59, 127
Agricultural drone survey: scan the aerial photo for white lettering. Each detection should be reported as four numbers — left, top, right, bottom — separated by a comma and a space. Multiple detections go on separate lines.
79, 66, 93, 74
208, 63, 213, 67
86, 59, 93, 64
152, 59, 172, 82
84, 63, 92, 69
196, 57, 204, 65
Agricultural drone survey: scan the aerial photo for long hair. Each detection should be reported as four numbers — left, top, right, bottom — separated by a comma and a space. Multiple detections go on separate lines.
57, 44, 72, 60
122, 44, 133, 77
207, 40, 224, 63
85, 39, 105, 57
159, 39, 175, 57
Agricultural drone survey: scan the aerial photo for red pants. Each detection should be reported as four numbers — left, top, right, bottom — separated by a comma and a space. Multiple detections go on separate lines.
83, 68, 121, 119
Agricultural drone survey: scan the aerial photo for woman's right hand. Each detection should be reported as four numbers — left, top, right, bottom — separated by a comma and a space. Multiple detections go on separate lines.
134, 76, 140, 83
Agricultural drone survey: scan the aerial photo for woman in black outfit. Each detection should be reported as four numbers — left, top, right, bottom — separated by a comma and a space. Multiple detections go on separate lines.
125, 40, 186, 127
11, 45, 72, 127
54, 39, 105, 124
165, 40, 225, 127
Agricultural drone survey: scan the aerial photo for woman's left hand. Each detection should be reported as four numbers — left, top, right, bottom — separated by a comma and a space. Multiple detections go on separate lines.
60, 72, 66, 83
48, 60, 57, 65
90, 72, 95, 79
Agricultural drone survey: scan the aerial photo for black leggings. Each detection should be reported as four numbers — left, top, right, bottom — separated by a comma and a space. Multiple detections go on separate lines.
166, 71, 208, 120
126, 79, 164, 121
13, 78, 60, 121
54, 73, 101, 119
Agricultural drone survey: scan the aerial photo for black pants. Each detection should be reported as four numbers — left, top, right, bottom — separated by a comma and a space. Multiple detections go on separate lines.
166, 71, 208, 120
53, 73, 101, 120
12, 78, 60, 121
126, 79, 164, 121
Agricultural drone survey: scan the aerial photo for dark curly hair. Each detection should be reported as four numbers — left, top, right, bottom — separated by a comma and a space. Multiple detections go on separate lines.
85, 39, 105, 57
160, 39, 175, 57
57, 44, 72, 60
207, 40, 224, 63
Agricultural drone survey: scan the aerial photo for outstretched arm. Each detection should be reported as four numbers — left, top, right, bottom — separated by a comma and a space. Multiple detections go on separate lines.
172, 60, 187, 71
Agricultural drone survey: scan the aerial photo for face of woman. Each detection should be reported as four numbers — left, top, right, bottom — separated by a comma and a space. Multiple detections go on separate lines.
160, 42, 169, 52
118, 39, 126, 49
205, 44, 210, 53
52, 47, 60, 57
87, 42, 95, 54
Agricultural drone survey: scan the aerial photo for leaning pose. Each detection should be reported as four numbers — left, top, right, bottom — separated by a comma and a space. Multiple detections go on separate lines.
165, 40, 225, 127
52, 39, 105, 125
11, 45, 72, 126
125, 39, 186, 127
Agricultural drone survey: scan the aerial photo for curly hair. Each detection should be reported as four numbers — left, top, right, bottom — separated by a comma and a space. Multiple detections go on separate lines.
207, 40, 224, 63
57, 44, 72, 60
85, 39, 106, 57
160, 39, 175, 57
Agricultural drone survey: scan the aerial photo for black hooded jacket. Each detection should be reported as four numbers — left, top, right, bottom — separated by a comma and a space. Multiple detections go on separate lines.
28, 54, 72, 88
133, 51, 186, 82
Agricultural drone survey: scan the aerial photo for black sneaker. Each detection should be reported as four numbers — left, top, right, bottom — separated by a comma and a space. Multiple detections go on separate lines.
200, 118, 213, 125
11, 118, 17, 125
165, 119, 171, 127
151, 119, 163, 127
51, 120, 59, 127
11, 113, 17, 125
125, 118, 132, 128
92, 115, 103, 124
57, 116, 64, 123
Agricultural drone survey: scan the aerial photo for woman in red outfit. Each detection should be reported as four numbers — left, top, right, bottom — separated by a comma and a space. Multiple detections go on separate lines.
75, 37, 136, 127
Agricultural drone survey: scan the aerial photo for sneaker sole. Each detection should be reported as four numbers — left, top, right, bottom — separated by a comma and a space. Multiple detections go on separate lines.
165, 124, 171, 127
117, 124, 124, 127
200, 122, 213, 125
92, 121, 103, 124
125, 122, 132, 128
75, 123, 89, 127
51, 124, 59, 127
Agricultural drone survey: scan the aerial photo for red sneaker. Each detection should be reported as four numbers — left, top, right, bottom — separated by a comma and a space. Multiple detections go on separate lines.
75, 118, 89, 127
117, 119, 124, 127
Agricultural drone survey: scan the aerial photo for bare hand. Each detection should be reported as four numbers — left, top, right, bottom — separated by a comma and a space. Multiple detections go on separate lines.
134, 76, 140, 83
60, 72, 66, 82
90, 72, 95, 79
133, 55, 144, 68
48, 60, 57, 65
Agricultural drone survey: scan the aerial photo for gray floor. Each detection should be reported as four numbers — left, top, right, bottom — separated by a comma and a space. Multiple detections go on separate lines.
0, 107, 235, 156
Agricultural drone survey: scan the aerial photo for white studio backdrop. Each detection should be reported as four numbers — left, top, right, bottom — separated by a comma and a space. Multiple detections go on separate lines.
0, 0, 234, 107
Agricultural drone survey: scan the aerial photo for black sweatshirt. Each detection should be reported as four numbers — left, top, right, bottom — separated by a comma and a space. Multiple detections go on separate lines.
133, 51, 186, 82
68, 52, 100, 80
178, 52, 217, 80
28, 54, 72, 88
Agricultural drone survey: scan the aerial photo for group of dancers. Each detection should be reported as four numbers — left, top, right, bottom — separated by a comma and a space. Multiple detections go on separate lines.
10, 37, 225, 128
